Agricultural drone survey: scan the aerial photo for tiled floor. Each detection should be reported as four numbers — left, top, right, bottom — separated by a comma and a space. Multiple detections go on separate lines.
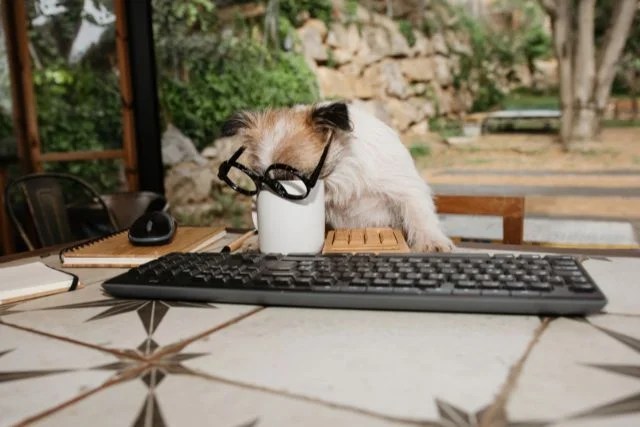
1, 248, 639, 426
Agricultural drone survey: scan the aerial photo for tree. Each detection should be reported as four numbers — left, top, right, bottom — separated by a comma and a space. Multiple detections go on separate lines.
539, 0, 638, 146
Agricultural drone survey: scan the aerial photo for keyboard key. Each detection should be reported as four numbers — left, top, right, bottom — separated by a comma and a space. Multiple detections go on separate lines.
528, 282, 552, 292
570, 283, 596, 293
417, 280, 438, 288
481, 281, 501, 289
482, 289, 510, 297
506, 281, 527, 290
455, 281, 477, 289
453, 289, 482, 296
511, 290, 541, 297
351, 278, 370, 286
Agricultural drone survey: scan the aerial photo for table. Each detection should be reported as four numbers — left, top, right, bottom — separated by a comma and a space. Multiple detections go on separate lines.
1, 234, 639, 427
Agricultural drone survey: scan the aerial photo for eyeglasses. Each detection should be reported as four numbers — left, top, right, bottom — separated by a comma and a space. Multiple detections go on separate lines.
217, 132, 333, 200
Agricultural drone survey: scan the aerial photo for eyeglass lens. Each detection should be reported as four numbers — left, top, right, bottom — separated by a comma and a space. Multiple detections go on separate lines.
226, 166, 258, 194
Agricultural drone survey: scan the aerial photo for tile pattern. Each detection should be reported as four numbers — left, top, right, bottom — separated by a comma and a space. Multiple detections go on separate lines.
1, 252, 640, 426
506, 316, 640, 425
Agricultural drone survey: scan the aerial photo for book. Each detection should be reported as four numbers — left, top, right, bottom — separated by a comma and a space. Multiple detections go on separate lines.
0, 261, 80, 306
60, 226, 226, 267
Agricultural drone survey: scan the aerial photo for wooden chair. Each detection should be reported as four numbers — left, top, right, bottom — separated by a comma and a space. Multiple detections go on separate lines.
435, 195, 525, 245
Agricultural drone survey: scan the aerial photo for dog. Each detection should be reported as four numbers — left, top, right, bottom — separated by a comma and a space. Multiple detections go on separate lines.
220, 100, 455, 252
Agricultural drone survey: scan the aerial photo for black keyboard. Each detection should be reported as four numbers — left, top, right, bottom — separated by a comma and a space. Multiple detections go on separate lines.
101, 252, 608, 315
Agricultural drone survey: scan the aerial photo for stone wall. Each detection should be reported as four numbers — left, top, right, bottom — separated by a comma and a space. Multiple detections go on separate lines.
296, 4, 473, 139
295, 2, 557, 140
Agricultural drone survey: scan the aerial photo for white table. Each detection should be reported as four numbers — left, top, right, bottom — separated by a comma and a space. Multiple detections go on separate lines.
1, 239, 639, 427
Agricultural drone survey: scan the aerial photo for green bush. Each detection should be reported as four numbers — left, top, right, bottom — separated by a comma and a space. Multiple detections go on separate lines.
32, 65, 124, 191
0, 111, 12, 140
159, 39, 320, 150
398, 20, 416, 47
280, 0, 334, 26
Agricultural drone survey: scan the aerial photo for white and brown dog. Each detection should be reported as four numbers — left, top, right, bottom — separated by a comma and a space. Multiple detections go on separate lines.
220, 100, 454, 252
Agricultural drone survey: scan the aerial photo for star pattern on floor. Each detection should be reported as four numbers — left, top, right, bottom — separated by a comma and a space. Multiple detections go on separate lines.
0, 302, 24, 319
0, 348, 70, 384
570, 324, 640, 420
40, 295, 216, 336
417, 399, 550, 427
90, 336, 210, 427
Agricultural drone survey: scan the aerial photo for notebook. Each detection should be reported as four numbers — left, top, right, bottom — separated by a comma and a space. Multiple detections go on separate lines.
322, 227, 410, 254
60, 226, 226, 267
0, 261, 80, 306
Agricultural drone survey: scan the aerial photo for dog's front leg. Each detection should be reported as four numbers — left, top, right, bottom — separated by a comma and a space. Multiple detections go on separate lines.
392, 181, 455, 253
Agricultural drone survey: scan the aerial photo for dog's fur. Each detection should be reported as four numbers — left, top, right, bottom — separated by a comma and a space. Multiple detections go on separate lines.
221, 101, 454, 252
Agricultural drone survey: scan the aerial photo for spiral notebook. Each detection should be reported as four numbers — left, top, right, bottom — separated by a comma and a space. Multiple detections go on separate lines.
60, 226, 226, 267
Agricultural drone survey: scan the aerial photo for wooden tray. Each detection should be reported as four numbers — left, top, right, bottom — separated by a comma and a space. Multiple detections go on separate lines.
322, 228, 410, 254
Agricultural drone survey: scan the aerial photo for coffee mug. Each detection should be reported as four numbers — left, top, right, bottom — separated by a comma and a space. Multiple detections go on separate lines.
254, 180, 325, 254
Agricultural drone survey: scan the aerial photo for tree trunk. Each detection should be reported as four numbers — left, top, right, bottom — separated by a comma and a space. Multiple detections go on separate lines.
571, 105, 600, 140
592, 0, 638, 123
569, 0, 597, 143
541, 0, 638, 147
549, 0, 574, 145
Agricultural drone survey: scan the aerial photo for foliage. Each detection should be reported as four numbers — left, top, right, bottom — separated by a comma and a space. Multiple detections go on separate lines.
0, 112, 12, 141
409, 143, 431, 158
33, 65, 124, 191
398, 20, 416, 47
279, 0, 334, 26
448, 0, 551, 112
428, 117, 463, 139
159, 38, 319, 150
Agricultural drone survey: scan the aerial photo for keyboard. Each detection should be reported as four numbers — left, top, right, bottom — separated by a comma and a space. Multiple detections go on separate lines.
101, 252, 608, 315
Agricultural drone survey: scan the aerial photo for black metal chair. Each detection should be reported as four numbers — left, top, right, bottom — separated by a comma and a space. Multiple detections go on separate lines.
100, 191, 169, 230
4, 172, 120, 250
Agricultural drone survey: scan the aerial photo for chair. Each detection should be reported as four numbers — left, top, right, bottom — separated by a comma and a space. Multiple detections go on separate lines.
435, 195, 525, 245
100, 191, 169, 229
4, 172, 120, 250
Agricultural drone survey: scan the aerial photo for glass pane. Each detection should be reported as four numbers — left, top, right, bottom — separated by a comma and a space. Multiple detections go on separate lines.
25, 0, 125, 192
0, 2, 15, 152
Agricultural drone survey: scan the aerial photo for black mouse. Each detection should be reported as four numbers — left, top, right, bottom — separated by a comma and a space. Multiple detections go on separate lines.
128, 211, 177, 246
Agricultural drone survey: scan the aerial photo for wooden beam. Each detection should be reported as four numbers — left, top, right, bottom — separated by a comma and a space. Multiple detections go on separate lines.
38, 149, 126, 162
2, 0, 35, 173
114, 0, 139, 191
4, 0, 42, 173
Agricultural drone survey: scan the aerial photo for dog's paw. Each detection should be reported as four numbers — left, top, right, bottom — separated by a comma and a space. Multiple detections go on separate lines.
411, 231, 456, 253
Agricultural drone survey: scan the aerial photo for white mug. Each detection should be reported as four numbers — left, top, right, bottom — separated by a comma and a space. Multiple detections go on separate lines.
254, 180, 325, 254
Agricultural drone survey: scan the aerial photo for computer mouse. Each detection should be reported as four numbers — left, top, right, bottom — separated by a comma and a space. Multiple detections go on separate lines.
128, 211, 177, 246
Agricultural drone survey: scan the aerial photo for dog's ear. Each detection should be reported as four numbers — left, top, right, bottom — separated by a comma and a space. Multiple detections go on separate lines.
310, 102, 353, 132
220, 111, 252, 137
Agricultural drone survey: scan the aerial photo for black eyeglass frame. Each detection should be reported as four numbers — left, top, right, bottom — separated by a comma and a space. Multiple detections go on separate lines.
218, 132, 334, 200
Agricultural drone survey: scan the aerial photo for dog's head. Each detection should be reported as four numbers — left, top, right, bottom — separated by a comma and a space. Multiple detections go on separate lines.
220, 101, 353, 178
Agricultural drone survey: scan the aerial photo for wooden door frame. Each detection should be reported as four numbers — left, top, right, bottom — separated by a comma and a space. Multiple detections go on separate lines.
1, 0, 141, 191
